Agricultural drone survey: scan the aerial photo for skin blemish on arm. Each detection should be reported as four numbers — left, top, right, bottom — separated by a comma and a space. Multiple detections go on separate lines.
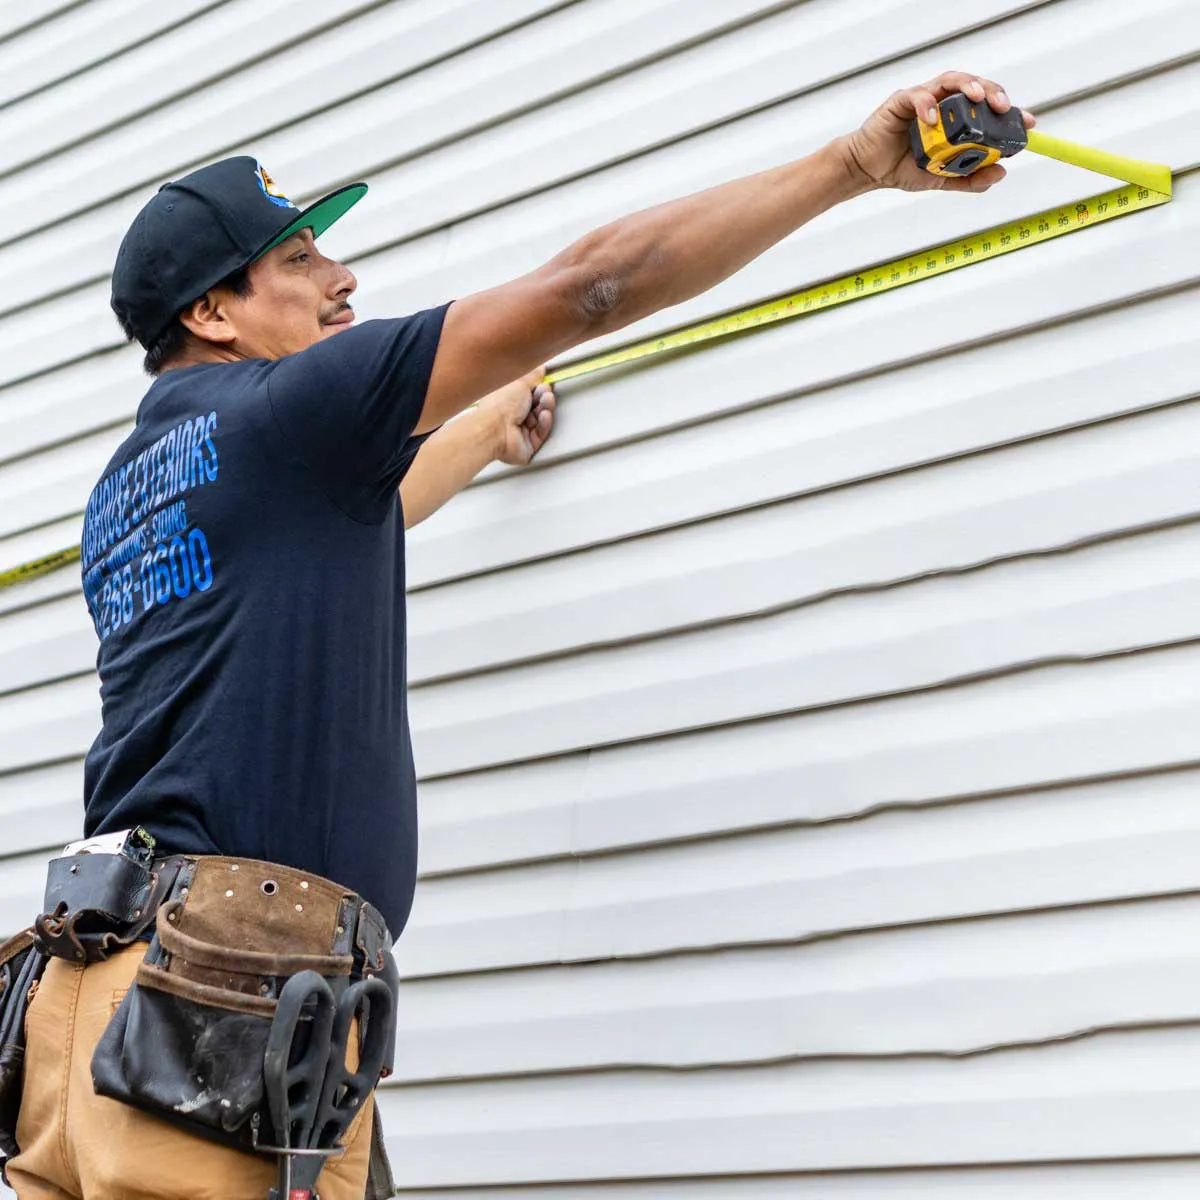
578, 270, 624, 323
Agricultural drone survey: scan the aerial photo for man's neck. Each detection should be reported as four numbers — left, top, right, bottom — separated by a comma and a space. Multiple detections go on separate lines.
159, 342, 243, 375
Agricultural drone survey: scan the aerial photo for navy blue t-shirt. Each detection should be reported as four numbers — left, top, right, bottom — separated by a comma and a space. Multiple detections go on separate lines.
79, 310, 447, 939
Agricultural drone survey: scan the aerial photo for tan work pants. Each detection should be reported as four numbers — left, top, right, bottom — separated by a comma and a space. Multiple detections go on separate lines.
7, 945, 373, 1199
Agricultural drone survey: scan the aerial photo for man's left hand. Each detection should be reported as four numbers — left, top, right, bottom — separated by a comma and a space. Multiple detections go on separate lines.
479, 368, 557, 466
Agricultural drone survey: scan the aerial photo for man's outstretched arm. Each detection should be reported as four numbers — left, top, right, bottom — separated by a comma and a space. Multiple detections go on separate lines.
416, 72, 1034, 434
400, 371, 555, 529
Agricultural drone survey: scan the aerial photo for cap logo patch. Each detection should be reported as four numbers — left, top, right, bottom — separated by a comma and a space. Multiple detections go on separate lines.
254, 163, 295, 209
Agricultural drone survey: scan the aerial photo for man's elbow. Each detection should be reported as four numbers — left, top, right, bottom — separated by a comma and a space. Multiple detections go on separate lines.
550, 233, 637, 338
547, 228, 669, 340
577, 268, 625, 328
568, 237, 673, 336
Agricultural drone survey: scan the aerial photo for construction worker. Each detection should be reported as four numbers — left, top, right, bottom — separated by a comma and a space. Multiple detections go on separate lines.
1, 72, 1030, 1199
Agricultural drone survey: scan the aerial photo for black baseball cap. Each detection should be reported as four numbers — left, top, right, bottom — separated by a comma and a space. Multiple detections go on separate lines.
111, 156, 367, 348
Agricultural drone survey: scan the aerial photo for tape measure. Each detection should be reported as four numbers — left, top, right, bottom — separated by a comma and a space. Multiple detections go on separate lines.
911, 91, 1029, 178
0, 98, 1172, 593
0, 545, 81, 591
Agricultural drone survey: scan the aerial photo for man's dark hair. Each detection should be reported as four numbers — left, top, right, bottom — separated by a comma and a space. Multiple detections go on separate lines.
117, 263, 254, 377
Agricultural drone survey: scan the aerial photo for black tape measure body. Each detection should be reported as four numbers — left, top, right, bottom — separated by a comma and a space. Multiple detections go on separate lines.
911, 93, 1028, 177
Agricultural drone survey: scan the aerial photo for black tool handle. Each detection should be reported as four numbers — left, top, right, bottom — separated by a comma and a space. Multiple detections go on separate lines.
312, 976, 395, 1151
263, 969, 337, 1199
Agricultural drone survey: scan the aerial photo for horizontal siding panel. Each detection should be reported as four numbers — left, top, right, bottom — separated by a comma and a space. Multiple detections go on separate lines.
392, 1162, 1200, 1200
409, 522, 1200, 774
0, 1, 81, 45
417, 644, 1200, 871
401, 767, 1200, 976
0, 593, 93, 694
408, 402, 1200, 698
375, 1027, 1200, 1186
0, 424, 130, 541
393, 894, 1200, 1080
0, 351, 133, 468
0, 562, 78, 617
0, 0, 386, 183
0, 849, 57, 937
0, 0, 215, 109
0, 760, 81, 860
0, 674, 97, 776
0, 515, 79, 584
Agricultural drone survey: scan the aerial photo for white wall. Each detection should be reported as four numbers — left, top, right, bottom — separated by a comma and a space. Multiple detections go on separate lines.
3, 0, 1200, 1192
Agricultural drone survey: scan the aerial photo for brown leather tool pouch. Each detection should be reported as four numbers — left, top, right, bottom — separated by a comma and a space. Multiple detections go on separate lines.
0, 928, 47, 1171
92, 856, 361, 1153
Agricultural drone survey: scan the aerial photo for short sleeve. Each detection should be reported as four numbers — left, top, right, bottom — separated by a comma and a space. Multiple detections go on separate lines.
265, 306, 448, 521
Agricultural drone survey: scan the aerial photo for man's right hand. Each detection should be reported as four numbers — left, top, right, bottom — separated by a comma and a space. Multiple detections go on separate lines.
838, 71, 1036, 195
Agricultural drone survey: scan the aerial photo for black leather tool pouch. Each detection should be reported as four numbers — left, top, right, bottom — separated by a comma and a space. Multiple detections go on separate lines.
0, 928, 47, 1174
34, 851, 168, 963
92, 856, 361, 1154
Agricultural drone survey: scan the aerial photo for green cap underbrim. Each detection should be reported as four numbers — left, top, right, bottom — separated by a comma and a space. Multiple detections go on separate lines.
254, 182, 368, 258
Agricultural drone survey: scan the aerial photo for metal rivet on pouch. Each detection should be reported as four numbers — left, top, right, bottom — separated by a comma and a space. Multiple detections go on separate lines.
295, 904, 303, 913
225, 890, 234, 898
69, 864, 78, 874
230, 865, 239, 872
300, 881, 309, 890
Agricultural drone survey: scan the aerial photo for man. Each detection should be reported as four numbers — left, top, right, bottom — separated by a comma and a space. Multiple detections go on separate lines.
7, 72, 1030, 1198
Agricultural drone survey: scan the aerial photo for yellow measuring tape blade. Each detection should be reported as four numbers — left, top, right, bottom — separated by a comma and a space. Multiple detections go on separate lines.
547, 137, 1172, 385
0, 134, 1173, 593
0, 545, 81, 592
1025, 130, 1172, 194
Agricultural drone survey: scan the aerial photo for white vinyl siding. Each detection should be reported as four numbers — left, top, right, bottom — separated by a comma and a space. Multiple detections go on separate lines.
2, 0, 1199, 1192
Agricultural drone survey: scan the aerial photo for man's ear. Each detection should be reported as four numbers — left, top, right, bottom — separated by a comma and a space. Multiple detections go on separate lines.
179, 288, 239, 346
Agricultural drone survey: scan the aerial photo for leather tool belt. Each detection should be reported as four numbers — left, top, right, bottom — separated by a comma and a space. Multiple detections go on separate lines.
27, 842, 399, 1195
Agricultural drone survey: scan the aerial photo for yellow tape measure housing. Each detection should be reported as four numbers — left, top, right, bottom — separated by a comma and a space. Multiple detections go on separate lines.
910, 93, 1028, 179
